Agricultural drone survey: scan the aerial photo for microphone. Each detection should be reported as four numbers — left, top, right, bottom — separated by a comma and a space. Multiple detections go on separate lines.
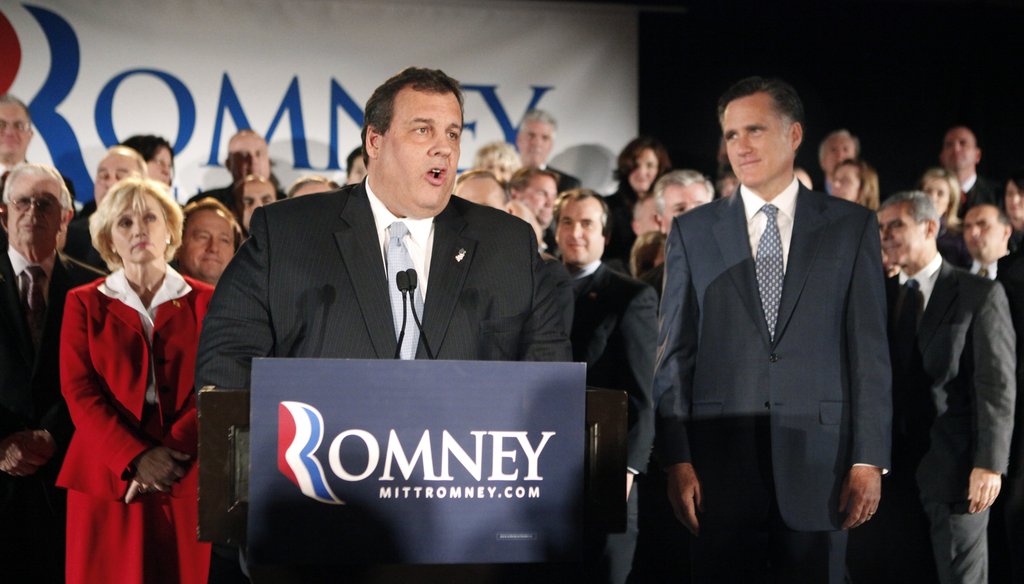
393, 270, 410, 359
404, 269, 435, 359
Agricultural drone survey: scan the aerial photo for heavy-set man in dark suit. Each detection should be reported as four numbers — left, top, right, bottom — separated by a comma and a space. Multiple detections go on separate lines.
994, 247, 1024, 583
196, 68, 572, 582
876, 191, 1015, 584
654, 77, 892, 583
555, 189, 657, 583
0, 163, 103, 582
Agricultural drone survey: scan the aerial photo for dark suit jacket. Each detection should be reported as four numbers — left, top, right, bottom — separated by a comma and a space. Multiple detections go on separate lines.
571, 263, 657, 472
960, 174, 1003, 217
895, 262, 1016, 502
0, 251, 102, 569
548, 165, 581, 195
63, 214, 108, 273
196, 183, 572, 390
654, 186, 892, 531
998, 252, 1024, 479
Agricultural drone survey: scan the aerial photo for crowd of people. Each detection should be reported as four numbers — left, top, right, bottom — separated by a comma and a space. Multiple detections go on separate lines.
0, 63, 1022, 584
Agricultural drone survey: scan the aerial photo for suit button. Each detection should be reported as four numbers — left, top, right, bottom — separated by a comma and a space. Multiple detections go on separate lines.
764, 401, 771, 409
769, 353, 779, 363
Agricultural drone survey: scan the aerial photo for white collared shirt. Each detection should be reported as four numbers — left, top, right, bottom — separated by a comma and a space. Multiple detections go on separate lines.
8, 247, 56, 304
970, 259, 998, 279
365, 179, 434, 298
99, 267, 191, 404
962, 173, 978, 195
740, 177, 800, 271
571, 259, 602, 280
899, 252, 943, 309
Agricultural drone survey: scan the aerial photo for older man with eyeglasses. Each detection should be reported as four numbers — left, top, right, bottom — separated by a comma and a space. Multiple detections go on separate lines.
0, 162, 103, 582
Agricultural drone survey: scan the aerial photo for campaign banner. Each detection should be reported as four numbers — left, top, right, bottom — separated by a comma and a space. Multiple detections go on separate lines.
248, 358, 587, 565
1, 0, 637, 202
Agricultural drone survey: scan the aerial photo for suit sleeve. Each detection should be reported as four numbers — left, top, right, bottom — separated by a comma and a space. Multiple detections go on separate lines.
653, 219, 700, 466
519, 227, 572, 362
622, 284, 658, 473
60, 290, 150, 477
195, 207, 275, 390
972, 281, 1016, 474
164, 289, 211, 457
844, 212, 893, 469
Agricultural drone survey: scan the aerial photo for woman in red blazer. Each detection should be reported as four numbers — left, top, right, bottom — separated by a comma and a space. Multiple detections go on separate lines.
59, 177, 213, 584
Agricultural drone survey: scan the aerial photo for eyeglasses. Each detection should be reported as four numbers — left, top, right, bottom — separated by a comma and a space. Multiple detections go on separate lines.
0, 120, 31, 133
8, 196, 58, 213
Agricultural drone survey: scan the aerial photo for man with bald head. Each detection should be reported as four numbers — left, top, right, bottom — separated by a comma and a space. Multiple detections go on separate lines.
64, 146, 148, 270
187, 129, 282, 208
940, 125, 1002, 216
1, 163, 102, 582
454, 169, 507, 210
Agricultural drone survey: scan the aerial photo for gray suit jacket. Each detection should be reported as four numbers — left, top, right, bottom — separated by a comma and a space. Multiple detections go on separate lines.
654, 186, 892, 531
196, 183, 571, 390
912, 261, 1016, 503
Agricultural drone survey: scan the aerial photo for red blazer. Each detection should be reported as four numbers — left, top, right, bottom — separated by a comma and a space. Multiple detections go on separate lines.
57, 275, 213, 500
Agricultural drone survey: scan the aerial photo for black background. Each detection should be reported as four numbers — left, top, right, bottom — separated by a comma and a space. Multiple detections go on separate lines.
624, 0, 1024, 196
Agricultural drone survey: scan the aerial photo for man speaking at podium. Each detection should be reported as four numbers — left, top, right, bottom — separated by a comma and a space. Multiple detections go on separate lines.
197, 66, 571, 385
195, 67, 572, 579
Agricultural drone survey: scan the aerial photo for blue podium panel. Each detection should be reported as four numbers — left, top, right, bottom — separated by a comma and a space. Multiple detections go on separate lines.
248, 359, 586, 565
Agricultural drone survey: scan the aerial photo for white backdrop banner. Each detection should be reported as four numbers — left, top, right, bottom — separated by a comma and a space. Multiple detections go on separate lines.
0, 0, 637, 202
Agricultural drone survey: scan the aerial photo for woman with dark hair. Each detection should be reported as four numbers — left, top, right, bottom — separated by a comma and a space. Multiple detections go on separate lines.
1005, 170, 1024, 252
121, 135, 174, 186
604, 136, 671, 268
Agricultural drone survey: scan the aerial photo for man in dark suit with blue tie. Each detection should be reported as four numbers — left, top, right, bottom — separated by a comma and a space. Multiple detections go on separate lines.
196, 67, 572, 581
654, 77, 892, 583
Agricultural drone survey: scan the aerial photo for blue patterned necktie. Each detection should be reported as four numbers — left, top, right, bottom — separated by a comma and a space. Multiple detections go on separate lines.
756, 204, 784, 341
387, 221, 423, 359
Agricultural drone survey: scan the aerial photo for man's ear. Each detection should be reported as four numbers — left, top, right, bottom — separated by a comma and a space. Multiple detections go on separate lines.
0, 205, 8, 232
365, 126, 384, 161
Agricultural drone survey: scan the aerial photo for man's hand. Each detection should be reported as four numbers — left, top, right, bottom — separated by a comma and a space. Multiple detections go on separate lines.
0, 430, 56, 476
839, 465, 881, 529
967, 467, 1001, 513
666, 462, 702, 536
131, 447, 190, 492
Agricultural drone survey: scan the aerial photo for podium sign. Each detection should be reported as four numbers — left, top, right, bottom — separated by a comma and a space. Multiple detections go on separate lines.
248, 358, 586, 565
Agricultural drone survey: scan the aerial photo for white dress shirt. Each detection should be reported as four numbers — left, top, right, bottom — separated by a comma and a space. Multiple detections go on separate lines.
365, 179, 435, 298
8, 247, 56, 304
899, 252, 943, 309
99, 267, 192, 404
970, 259, 998, 280
740, 177, 800, 270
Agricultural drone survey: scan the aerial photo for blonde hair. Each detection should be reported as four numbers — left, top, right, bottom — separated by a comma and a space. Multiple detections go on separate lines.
90, 177, 183, 270
919, 167, 962, 229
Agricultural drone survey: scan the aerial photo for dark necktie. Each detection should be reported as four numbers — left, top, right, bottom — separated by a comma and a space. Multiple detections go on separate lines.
572, 274, 593, 300
20, 265, 46, 349
755, 204, 784, 341
891, 278, 923, 372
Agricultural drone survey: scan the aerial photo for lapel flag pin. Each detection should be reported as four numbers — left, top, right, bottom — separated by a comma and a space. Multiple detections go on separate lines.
455, 248, 467, 262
